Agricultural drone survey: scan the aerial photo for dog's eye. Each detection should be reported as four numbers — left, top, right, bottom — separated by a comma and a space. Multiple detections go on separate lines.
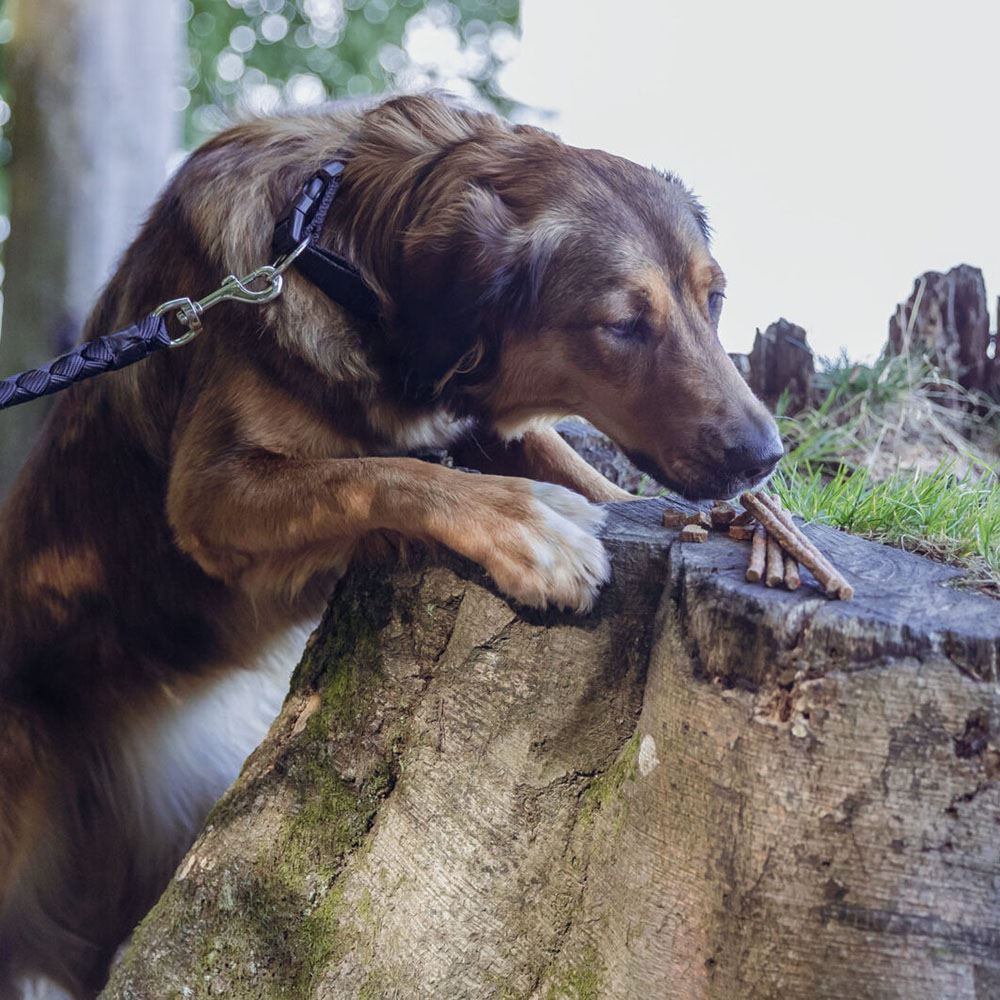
708, 291, 726, 324
604, 314, 648, 340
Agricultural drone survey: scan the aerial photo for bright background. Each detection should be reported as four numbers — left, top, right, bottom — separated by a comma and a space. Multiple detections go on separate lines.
501, 0, 1000, 359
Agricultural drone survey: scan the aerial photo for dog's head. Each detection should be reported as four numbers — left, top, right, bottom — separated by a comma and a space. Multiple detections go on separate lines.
341, 96, 783, 500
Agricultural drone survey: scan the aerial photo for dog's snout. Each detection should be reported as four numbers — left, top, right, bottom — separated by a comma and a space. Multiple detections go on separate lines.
722, 426, 784, 483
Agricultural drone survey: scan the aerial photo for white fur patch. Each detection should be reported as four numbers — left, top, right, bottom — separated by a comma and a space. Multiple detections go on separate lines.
519, 482, 610, 613
376, 412, 474, 455
127, 620, 315, 851
19, 979, 71, 1000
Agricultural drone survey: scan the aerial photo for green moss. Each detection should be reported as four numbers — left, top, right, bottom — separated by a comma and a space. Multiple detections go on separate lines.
358, 971, 394, 999
171, 578, 404, 997
178, 753, 391, 995
290, 573, 394, 701
579, 732, 640, 825
544, 945, 605, 1000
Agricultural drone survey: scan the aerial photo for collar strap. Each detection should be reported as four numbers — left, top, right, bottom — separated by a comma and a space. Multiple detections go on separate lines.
272, 161, 381, 324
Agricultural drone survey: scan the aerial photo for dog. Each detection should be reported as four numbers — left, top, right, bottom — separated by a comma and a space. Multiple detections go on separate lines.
0, 93, 782, 998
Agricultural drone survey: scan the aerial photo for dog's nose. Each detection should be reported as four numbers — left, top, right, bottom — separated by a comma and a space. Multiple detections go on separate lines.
722, 425, 784, 483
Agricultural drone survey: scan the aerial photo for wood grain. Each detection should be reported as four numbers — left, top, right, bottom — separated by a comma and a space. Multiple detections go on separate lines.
103, 499, 1000, 1000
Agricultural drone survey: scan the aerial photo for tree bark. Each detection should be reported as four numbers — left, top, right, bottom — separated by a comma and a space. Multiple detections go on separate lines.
0, 0, 181, 490
748, 318, 815, 413
103, 501, 1000, 1000
886, 266, 993, 397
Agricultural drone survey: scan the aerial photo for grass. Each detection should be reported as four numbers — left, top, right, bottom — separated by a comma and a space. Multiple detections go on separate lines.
774, 462, 1000, 594
778, 351, 999, 475
773, 352, 1000, 594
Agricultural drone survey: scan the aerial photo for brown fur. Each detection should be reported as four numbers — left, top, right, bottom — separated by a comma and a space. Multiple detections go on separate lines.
0, 94, 778, 997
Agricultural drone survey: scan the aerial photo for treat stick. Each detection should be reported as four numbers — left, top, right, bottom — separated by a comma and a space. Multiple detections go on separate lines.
765, 532, 784, 587
758, 493, 853, 599
746, 524, 766, 583
764, 493, 852, 599
743, 490, 842, 597
784, 555, 801, 590
739, 492, 854, 599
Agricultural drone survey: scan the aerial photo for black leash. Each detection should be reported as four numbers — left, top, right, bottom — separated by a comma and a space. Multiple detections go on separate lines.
0, 314, 171, 410
0, 160, 378, 410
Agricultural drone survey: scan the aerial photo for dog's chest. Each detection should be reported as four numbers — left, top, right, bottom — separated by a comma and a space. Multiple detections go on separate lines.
127, 621, 315, 851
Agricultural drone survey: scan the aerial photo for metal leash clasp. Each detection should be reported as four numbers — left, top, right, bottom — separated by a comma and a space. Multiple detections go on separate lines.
154, 239, 310, 348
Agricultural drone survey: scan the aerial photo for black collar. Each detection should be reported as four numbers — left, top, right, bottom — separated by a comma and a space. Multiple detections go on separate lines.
272, 161, 381, 324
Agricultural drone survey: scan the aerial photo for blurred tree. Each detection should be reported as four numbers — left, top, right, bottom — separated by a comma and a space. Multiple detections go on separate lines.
182, 0, 520, 146
0, 0, 181, 490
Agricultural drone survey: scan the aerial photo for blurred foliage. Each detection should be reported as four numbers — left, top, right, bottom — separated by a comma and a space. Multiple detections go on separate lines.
183, 0, 520, 146
0, 0, 520, 248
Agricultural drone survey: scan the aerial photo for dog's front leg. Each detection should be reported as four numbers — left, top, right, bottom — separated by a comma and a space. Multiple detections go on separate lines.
168, 452, 610, 613
452, 426, 634, 503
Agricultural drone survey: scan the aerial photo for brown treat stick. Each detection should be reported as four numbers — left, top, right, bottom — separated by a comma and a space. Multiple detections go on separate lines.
784, 554, 801, 590
739, 492, 854, 600
746, 524, 766, 582
679, 524, 709, 543
743, 491, 842, 596
728, 523, 755, 541
758, 493, 854, 599
765, 532, 784, 587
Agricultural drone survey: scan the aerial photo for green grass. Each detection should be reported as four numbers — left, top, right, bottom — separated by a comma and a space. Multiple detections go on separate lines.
778, 352, 999, 473
774, 462, 1000, 593
772, 352, 1000, 594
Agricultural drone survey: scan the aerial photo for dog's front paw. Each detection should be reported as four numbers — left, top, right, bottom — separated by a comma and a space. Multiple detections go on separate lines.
484, 482, 610, 613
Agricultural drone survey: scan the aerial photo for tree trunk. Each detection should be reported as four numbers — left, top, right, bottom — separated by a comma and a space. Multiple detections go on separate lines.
0, 0, 181, 490
748, 318, 815, 413
886, 266, 993, 397
103, 501, 1000, 1000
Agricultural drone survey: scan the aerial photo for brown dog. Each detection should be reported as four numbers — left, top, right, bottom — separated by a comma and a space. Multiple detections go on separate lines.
0, 94, 781, 998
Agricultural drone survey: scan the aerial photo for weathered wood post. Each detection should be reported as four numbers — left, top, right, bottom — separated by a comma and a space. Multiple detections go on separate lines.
748, 319, 815, 413
104, 501, 1000, 1000
886, 266, 993, 396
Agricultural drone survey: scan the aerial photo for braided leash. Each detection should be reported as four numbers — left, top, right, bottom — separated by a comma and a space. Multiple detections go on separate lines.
0, 241, 309, 412
0, 157, 371, 412
0, 314, 171, 410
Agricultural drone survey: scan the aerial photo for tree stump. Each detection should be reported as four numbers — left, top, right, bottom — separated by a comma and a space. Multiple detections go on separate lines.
103, 502, 1000, 1000
748, 319, 815, 412
886, 266, 992, 396
992, 296, 1000, 401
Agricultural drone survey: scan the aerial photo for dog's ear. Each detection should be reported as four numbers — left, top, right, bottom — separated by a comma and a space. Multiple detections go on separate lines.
391, 180, 558, 398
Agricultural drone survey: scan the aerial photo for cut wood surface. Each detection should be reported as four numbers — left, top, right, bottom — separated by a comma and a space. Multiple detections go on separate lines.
104, 500, 1000, 1000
